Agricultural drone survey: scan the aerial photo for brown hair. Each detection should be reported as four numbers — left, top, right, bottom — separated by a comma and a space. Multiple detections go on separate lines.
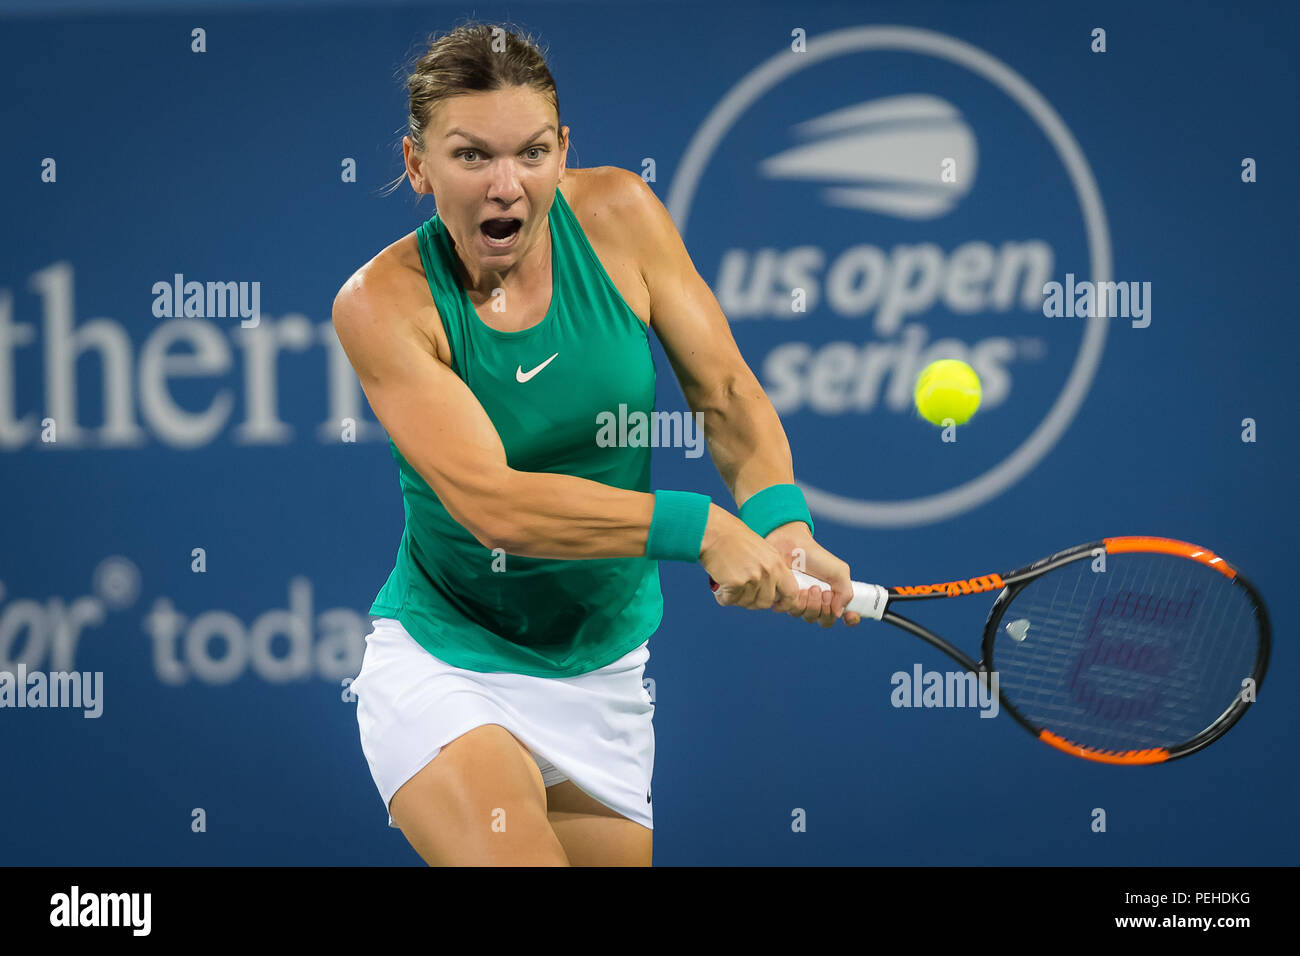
383, 21, 563, 197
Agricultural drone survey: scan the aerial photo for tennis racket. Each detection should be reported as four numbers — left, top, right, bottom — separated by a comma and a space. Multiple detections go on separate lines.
709, 536, 1270, 764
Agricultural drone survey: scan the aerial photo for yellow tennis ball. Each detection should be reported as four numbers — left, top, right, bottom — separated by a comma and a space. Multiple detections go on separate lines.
914, 359, 981, 426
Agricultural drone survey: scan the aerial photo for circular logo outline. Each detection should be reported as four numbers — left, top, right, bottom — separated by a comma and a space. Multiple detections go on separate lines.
667, 25, 1113, 527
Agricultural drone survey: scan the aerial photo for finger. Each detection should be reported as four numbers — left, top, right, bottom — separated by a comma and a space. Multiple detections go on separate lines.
830, 575, 853, 619
818, 588, 835, 627
795, 587, 816, 624
807, 587, 833, 624
844, 611, 862, 626
817, 587, 836, 626
772, 569, 801, 613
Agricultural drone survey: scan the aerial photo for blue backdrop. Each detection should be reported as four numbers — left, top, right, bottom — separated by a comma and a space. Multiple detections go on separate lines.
2, 0, 1296, 865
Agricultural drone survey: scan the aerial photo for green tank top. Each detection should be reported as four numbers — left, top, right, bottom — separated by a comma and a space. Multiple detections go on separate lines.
369, 186, 663, 677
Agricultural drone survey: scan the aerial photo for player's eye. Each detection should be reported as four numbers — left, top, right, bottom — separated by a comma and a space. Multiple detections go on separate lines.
524, 146, 546, 160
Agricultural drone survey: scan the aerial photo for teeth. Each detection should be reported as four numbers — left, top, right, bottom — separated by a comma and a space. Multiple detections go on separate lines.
482, 218, 522, 244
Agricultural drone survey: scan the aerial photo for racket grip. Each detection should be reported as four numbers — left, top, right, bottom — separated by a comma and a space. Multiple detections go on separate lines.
707, 570, 888, 620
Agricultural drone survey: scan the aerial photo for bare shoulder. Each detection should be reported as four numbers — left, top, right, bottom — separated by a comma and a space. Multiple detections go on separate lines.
560, 167, 661, 326
332, 230, 450, 366
565, 165, 686, 277
562, 165, 660, 230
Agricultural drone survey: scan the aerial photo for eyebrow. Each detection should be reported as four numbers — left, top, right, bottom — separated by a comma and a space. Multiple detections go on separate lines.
445, 125, 556, 150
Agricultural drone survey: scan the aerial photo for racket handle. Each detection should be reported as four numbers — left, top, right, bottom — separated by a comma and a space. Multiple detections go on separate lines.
708, 569, 888, 620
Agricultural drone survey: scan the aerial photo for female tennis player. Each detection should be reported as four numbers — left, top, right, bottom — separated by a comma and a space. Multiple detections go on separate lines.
333, 22, 862, 867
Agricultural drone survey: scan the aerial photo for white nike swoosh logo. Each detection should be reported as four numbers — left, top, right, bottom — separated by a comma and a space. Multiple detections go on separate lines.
516, 352, 559, 383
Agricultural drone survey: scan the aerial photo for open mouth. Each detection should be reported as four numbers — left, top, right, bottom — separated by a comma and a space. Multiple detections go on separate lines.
480, 218, 523, 244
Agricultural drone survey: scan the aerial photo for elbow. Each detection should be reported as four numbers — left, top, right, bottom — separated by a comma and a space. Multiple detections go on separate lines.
455, 471, 525, 552
470, 516, 522, 553
693, 371, 758, 417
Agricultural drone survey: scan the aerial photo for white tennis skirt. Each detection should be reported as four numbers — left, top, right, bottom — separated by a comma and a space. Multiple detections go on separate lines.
352, 617, 655, 831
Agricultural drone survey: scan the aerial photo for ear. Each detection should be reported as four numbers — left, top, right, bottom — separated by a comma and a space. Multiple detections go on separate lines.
558, 125, 571, 179
402, 136, 430, 193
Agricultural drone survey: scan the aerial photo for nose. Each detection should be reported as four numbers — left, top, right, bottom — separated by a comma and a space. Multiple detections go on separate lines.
486, 158, 523, 206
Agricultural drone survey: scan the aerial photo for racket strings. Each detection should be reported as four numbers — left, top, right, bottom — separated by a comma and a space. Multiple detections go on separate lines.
992, 553, 1260, 752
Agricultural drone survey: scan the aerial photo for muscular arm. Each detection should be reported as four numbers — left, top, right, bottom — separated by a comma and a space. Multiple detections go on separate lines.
622, 169, 798, 510
688, 358, 797, 509
621, 171, 860, 618
333, 262, 722, 560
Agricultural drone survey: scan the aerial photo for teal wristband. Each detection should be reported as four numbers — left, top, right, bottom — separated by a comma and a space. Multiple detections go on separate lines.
645, 490, 712, 562
739, 483, 813, 538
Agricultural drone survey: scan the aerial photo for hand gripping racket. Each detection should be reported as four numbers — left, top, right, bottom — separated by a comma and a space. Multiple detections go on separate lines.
710, 536, 1270, 764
